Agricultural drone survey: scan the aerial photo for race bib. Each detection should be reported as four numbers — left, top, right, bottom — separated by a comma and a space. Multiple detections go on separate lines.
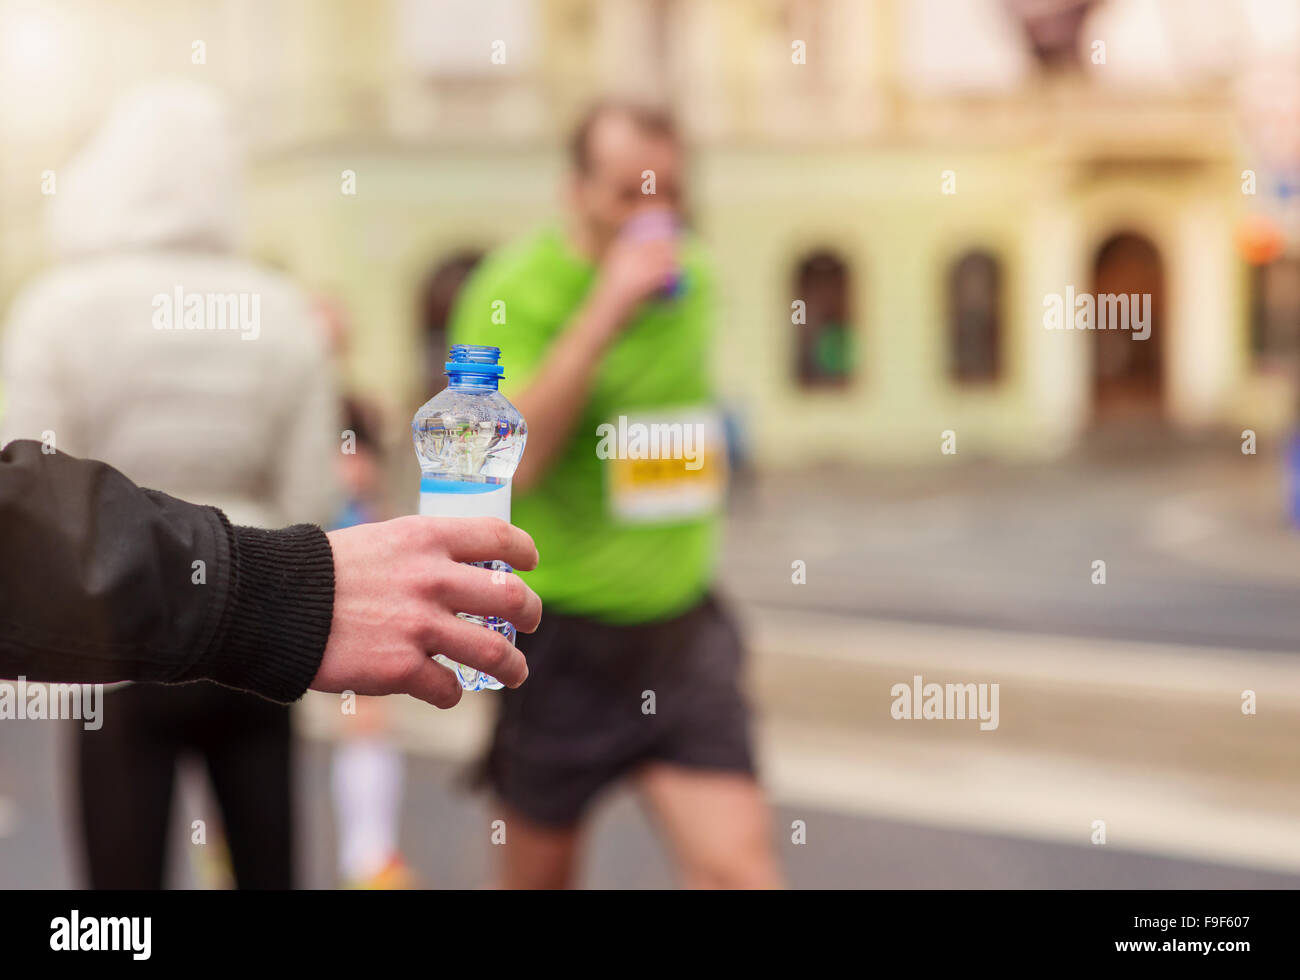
599, 407, 727, 524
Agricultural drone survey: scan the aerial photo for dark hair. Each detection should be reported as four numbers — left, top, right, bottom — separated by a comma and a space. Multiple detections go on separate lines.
418, 251, 484, 392
342, 394, 382, 455
418, 251, 484, 335
569, 100, 680, 174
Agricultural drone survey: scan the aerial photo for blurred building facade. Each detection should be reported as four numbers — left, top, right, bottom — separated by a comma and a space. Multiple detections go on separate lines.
0, 0, 1296, 467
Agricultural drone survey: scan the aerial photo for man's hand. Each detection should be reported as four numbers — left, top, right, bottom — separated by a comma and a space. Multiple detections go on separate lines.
592, 224, 678, 323
312, 516, 541, 709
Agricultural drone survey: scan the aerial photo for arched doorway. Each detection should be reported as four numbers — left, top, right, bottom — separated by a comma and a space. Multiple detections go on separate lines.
1091, 231, 1164, 423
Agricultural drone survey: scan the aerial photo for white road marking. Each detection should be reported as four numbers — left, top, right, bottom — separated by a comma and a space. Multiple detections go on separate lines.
296, 614, 1300, 876
743, 604, 1300, 702
758, 719, 1300, 874
1144, 491, 1221, 549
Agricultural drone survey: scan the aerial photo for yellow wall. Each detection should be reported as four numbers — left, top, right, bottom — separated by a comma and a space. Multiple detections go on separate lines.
241, 142, 1256, 468
0, 0, 1278, 469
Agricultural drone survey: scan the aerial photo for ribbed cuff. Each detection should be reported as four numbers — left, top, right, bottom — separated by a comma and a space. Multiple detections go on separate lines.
195, 520, 336, 703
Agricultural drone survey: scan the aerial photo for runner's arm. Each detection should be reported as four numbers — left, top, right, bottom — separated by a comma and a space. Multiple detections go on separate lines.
508, 288, 627, 491
509, 234, 677, 491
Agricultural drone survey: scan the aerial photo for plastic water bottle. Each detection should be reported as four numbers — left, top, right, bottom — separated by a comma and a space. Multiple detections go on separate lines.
412, 344, 528, 690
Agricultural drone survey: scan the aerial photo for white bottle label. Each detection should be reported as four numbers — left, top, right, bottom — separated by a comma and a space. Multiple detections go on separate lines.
418, 481, 512, 522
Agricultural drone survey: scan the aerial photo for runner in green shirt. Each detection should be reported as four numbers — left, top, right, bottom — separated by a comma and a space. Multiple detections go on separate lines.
449, 101, 780, 889
450, 224, 717, 624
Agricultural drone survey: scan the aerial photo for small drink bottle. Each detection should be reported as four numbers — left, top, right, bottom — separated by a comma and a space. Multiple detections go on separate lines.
411, 345, 528, 690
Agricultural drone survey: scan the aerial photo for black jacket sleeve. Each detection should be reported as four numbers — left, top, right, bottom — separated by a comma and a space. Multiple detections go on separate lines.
0, 439, 335, 702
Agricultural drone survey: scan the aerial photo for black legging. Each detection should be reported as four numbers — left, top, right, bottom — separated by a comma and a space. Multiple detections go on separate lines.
76, 680, 293, 889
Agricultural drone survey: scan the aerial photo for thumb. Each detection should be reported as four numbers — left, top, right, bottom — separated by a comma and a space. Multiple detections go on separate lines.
403, 658, 464, 710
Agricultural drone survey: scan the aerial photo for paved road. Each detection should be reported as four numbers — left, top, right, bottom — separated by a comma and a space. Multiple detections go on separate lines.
723, 449, 1300, 651
3, 720, 1298, 889
4, 449, 1297, 889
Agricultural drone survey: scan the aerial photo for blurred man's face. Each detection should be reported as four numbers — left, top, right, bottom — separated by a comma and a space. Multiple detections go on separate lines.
569, 115, 683, 258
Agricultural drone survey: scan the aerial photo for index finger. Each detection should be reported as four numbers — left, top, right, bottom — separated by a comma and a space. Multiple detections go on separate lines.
439, 517, 539, 571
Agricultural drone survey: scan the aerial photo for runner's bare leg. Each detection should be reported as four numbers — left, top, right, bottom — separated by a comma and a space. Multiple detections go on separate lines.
637, 763, 783, 889
495, 805, 582, 889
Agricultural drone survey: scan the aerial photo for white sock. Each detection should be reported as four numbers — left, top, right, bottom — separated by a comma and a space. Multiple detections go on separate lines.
331, 737, 405, 881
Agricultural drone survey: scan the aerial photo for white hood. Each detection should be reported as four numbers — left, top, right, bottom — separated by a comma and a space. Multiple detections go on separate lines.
48, 80, 243, 259
4, 80, 341, 530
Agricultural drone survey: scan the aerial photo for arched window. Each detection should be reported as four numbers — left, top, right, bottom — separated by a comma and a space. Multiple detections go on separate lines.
794, 251, 854, 388
948, 250, 1001, 383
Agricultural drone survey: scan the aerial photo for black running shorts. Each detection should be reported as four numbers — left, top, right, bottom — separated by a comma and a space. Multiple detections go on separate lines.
478, 592, 756, 828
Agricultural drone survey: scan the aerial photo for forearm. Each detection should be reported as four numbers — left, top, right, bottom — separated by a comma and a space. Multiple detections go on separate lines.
0, 440, 333, 702
192, 520, 334, 700
511, 286, 630, 491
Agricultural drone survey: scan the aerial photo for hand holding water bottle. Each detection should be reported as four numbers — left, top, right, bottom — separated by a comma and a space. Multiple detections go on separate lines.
315, 516, 541, 709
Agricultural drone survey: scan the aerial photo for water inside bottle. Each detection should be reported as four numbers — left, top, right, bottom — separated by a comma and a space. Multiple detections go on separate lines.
413, 345, 527, 691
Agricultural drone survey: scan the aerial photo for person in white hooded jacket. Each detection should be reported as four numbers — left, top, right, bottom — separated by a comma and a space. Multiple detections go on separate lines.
0, 79, 340, 889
